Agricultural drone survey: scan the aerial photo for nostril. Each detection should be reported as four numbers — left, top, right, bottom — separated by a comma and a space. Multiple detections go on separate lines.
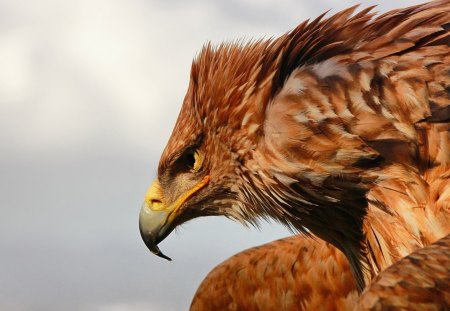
148, 198, 165, 211
144, 180, 165, 209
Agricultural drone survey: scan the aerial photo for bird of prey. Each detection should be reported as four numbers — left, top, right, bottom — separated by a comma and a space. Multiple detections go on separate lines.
139, 0, 450, 297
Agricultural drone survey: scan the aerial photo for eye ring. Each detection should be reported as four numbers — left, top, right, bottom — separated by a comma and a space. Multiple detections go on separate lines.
192, 150, 202, 171
184, 150, 202, 172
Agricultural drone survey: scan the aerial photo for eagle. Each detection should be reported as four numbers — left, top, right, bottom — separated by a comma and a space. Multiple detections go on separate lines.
139, 0, 450, 300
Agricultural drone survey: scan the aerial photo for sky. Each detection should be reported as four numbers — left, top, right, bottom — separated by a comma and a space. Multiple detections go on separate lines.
0, 1, 425, 310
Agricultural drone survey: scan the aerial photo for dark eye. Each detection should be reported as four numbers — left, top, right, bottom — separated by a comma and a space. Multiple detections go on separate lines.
184, 151, 196, 170
171, 149, 202, 174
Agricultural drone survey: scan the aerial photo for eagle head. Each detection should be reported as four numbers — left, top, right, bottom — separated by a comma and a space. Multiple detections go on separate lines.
139, 42, 281, 260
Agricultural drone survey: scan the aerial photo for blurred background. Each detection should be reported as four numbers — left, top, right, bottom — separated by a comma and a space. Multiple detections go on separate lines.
0, 1, 424, 310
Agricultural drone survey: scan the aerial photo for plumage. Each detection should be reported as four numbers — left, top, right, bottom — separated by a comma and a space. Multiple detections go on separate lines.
139, 1, 450, 308
191, 233, 450, 311
355, 233, 450, 310
191, 236, 358, 311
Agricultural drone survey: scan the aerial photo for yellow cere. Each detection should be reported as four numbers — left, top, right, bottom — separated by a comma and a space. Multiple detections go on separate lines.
144, 180, 166, 211
145, 175, 210, 215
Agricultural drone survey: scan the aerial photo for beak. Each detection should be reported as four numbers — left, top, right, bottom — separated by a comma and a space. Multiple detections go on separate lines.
139, 200, 173, 261
139, 176, 210, 260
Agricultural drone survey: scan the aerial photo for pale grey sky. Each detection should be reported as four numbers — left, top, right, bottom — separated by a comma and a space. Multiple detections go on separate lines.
0, 1, 425, 310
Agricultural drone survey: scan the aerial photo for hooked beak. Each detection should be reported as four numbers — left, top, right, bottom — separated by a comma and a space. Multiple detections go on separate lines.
139, 176, 210, 260
139, 200, 173, 261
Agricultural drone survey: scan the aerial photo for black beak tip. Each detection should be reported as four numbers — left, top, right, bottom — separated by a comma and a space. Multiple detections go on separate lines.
155, 251, 172, 261
149, 244, 172, 261
140, 229, 172, 261
144, 239, 173, 261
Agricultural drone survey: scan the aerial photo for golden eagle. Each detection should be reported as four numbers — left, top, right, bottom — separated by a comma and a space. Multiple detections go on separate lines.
139, 1, 450, 307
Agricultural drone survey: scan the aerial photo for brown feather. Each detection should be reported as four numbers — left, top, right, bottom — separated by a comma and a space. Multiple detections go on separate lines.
190, 236, 357, 311
355, 233, 450, 310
